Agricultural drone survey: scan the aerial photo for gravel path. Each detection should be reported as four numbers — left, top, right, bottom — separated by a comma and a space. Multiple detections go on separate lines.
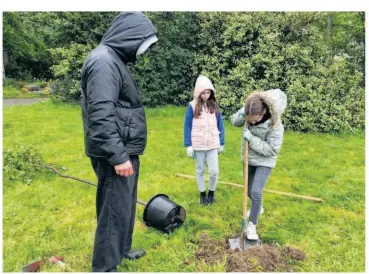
3, 98, 48, 107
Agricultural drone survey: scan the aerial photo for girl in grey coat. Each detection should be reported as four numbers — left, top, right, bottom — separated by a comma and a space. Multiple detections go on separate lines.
230, 89, 287, 240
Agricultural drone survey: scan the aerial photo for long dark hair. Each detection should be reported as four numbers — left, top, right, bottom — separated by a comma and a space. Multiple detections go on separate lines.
194, 90, 218, 118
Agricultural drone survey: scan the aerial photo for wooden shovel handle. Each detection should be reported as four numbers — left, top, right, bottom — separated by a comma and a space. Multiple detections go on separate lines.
243, 131, 249, 219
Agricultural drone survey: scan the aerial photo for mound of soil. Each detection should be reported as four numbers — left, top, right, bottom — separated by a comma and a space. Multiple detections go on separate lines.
195, 234, 306, 272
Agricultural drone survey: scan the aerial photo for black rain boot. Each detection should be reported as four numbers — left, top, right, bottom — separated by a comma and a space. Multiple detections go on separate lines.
200, 191, 208, 205
207, 190, 215, 204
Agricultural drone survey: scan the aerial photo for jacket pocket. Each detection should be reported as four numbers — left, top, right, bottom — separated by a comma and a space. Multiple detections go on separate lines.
211, 130, 220, 136
126, 107, 147, 147
210, 131, 221, 146
115, 108, 132, 143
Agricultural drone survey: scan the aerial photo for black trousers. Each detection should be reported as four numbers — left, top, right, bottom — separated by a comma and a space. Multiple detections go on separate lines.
90, 156, 140, 272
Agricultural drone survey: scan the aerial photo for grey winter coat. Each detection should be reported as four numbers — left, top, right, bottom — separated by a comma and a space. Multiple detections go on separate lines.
80, 12, 157, 166
230, 89, 287, 168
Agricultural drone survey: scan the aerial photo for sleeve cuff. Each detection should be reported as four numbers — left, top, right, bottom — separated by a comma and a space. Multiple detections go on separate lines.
108, 151, 130, 166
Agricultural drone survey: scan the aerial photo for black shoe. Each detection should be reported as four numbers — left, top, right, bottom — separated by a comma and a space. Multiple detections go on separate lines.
106, 267, 118, 272
200, 191, 208, 205
124, 249, 146, 260
207, 190, 215, 204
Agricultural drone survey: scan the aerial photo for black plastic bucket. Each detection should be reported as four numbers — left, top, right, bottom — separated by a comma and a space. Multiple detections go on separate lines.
143, 194, 186, 234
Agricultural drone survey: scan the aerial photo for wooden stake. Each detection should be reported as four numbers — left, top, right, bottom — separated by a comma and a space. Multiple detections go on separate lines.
174, 173, 324, 203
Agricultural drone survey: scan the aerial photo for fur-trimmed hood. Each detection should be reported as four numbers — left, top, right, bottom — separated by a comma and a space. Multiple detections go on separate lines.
245, 88, 287, 126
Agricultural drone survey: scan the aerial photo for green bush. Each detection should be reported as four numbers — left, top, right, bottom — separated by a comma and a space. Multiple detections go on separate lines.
130, 12, 200, 107
3, 143, 43, 185
45, 12, 200, 108
195, 12, 364, 132
47, 43, 94, 102
3, 12, 53, 80
3, 78, 19, 88
132, 45, 197, 107
39, 82, 48, 88
48, 43, 94, 80
50, 76, 81, 102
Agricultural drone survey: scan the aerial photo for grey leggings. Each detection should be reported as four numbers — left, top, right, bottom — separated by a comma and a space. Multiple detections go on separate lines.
244, 165, 272, 224
195, 149, 219, 192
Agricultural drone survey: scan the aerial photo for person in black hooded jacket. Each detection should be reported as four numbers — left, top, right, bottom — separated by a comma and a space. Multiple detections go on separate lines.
80, 12, 158, 272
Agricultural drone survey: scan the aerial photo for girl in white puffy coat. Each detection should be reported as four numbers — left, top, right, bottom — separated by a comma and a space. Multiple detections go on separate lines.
183, 75, 225, 205
231, 88, 287, 240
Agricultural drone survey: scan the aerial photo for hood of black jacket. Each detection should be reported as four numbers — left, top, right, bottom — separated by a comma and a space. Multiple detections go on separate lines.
101, 12, 157, 63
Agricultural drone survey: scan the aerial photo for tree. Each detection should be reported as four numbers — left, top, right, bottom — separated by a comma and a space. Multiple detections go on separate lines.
3, 12, 52, 79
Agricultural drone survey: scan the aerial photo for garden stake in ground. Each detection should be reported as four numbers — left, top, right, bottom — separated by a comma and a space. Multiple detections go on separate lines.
40, 164, 186, 234
174, 175, 324, 202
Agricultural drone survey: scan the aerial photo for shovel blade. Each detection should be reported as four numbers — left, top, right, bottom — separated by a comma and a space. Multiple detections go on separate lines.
228, 236, 261, 251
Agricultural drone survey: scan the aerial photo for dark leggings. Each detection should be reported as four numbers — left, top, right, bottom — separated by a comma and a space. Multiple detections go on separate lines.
244, 165, 272, 224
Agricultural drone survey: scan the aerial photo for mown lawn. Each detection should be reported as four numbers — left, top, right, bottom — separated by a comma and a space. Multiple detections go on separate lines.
2, 100, 365, 272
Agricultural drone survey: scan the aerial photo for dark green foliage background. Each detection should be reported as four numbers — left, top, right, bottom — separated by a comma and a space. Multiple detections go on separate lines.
3, 11, 364, 132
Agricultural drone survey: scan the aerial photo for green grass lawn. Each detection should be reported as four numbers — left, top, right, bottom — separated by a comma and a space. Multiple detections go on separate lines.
3, 100, 365, 272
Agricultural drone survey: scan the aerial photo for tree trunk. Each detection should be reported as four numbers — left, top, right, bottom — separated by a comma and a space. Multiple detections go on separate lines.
3, 50, 7, 81
327, 13, 332, 39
